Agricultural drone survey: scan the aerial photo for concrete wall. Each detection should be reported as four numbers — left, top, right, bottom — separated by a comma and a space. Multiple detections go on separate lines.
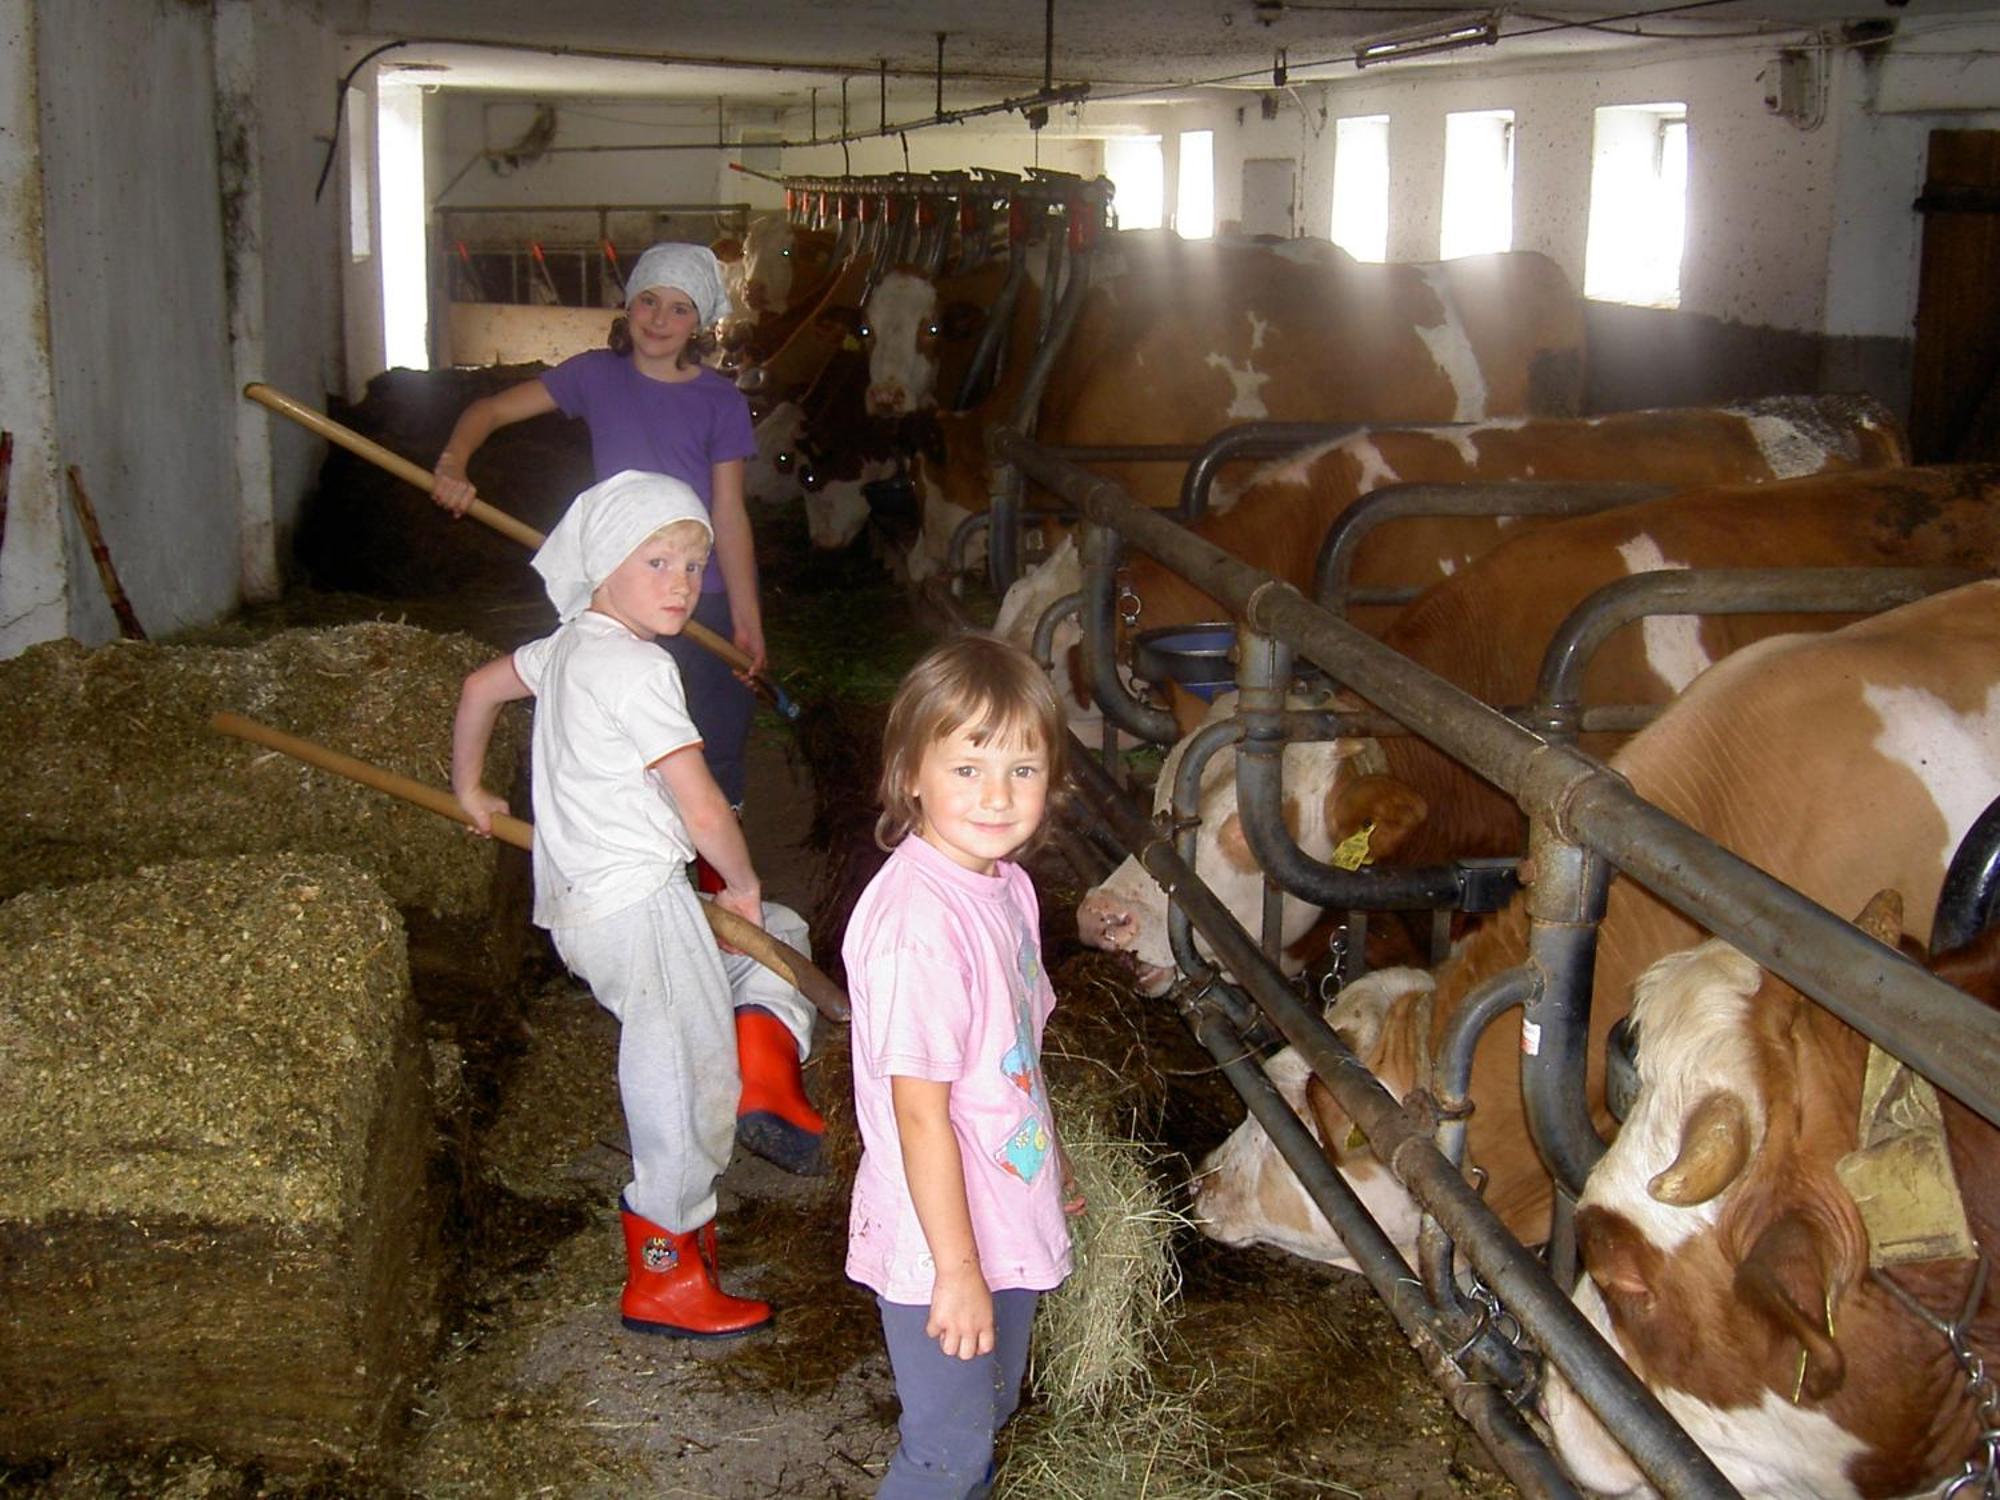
36, 0, 236, 645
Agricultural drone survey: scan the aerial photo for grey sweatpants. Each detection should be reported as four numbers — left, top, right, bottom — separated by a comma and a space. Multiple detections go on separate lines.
721, 898, 816, 1059
876, 1289, 1040, 1499
552, 877, 739, 1233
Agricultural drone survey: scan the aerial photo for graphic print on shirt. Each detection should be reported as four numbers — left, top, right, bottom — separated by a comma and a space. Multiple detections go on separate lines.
992, 925, 1052, 1184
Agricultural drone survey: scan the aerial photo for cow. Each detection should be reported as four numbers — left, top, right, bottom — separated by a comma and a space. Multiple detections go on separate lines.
1542, 898, 2000, 1500
721, 216, 843, 364
1183, 578, 2000, 1269
820, 233, 1589, 579
735, 249, 872, 415
1004, 394, 1907, 743
1077, 462, 1996, 996
860, 258, 1017, 418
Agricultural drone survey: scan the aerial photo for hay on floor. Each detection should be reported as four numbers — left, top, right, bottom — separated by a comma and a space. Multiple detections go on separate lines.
0, 854, 441, 1471
0, 622, 524, 919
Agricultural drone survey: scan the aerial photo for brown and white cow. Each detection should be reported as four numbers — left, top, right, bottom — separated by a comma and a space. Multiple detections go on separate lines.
1542, 899, 2000, 1499
871, 233, 1589, 580
1185, 579, 2000, 1269
722, 216, 843, 365
1078, 463, 1996, 992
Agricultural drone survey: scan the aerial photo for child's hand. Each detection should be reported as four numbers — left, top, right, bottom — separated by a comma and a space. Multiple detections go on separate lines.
1058, 1140, 1086, 1217
712, 885, 764, 949
456, 786, 508, 836
432, 464, 477, 517
926, 1265, 996, 1360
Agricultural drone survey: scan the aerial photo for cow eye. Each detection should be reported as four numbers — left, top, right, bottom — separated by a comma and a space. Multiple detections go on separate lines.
858, 324, 873, 340
925, 323, 940, 337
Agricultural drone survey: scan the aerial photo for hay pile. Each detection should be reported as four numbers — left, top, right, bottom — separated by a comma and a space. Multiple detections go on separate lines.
0, 854, 440, 1471
0, 622, 523, 918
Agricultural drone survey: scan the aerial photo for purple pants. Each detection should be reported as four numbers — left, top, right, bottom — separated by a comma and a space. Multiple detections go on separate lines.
660, 589, 753, 805
875, 1289, 1039, 1499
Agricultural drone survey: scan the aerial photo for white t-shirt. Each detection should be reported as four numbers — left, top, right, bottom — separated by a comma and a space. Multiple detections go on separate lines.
513, 611, 703, 929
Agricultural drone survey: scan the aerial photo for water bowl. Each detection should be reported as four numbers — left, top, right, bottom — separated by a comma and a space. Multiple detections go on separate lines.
1132, 623, 1238, 702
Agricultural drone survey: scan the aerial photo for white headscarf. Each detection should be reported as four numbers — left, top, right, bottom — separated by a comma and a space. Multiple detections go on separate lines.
531, 470, 712, 623
625, 242, 729, 329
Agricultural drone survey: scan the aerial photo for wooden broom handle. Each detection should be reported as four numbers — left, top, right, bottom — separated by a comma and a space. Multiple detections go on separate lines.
241, 382, 755, 677
211, 711, 847, 1024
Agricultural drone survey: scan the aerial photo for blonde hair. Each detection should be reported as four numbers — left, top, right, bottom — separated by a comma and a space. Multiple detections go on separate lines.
876, 635, 1068, 852
652, 517, 713, 550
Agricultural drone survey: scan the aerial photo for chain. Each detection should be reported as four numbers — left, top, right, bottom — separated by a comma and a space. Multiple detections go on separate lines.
1872, 1252, 1999, 1498
1117, 581, 1142, 629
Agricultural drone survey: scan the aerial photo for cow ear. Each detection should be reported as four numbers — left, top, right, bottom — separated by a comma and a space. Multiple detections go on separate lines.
710, 237, 744, 264
1734, 1210, 1848, 1403
1577, 1204, 1659, 1308
1853, 889, 1904, 949
1327, 774, 1428, 864
1325, 967, 1430, 1069
1304, 1073, 1363, 1157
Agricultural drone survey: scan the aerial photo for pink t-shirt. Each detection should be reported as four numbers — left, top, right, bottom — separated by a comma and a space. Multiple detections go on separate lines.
844, 835, 1072, 1304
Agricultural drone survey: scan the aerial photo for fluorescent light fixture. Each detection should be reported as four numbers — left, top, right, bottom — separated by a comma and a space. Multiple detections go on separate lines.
1354, 11, 1503, 68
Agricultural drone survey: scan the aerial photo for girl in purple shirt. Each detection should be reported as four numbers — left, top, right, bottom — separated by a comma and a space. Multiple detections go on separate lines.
844, 636, 1084, 1499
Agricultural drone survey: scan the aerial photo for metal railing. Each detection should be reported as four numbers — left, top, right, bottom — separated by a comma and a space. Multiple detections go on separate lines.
997, 425, 2000, 1500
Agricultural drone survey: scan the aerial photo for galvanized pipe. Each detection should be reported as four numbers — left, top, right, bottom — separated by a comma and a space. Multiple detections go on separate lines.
1231, 630, 1480, 911
1175, 421, 1364, 520
1520, 826, 1615, 1201
1080, 521, 1179, 744
1064, 744, 1739, 1499
1531, 565, 1981, 741
1934, 796, 2000, 958
1313, 481, 1674, 616
993, 431, 2000, 1131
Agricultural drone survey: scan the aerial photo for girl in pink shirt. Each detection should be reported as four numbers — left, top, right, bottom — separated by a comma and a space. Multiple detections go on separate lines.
843, 636, 1083, 1499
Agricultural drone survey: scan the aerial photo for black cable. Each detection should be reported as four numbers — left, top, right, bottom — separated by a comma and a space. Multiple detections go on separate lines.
313, 40, 412, 204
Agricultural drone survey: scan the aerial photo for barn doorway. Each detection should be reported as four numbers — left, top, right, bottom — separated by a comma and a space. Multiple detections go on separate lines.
1241, 156, 1296, 238
1910, 129, 2000, 461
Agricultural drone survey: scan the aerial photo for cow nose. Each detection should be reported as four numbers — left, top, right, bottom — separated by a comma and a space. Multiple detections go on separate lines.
1076, 892, 1138, 952
866, 384, 905, 416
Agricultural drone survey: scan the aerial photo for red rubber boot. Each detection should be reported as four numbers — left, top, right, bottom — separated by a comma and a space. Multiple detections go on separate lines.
734, 1005, 826, 1176
618, 1199, 772, 1339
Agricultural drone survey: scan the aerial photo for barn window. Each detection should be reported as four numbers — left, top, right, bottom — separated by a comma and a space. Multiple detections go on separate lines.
1584, 103, 1688, 308
346, 87, 371, 262
378, 82, 430, 371
1331, 114, 1389, 262
1176, 129, 1215, 239
1104, 136, 1165, 231
1440, 109, 1514, 259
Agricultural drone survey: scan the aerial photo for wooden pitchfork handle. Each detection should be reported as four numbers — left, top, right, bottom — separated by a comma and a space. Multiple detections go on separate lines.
240, 382, 775, 690
210, 711, 848, 1024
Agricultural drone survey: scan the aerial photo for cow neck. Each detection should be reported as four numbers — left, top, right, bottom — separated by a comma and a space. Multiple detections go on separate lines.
1865, 1250, 2000, 1494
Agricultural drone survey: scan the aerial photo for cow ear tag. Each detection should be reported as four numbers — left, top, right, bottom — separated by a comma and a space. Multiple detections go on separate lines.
1332, 821, 1375, 872
841, 334, 862, 352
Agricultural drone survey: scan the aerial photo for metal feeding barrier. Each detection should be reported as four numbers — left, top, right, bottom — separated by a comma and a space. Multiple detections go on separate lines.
993, 425, 2000, 1500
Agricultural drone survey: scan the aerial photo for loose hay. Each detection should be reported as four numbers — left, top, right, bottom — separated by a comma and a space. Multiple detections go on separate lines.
0, 853, 440, 1470
0, 622, 524, 918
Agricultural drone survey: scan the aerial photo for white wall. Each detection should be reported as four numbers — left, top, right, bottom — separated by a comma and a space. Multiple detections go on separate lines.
36, 0, 237, 645
0, 0, 64, 657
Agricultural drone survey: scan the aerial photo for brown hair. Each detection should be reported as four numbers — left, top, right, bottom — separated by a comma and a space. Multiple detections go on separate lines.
875, 634, 1068, 852
607, 317, 719, 371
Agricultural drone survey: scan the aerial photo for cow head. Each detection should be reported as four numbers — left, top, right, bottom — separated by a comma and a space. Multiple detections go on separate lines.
862, 269, 943, 417
1190, 968, 1437, 1269
744, 400, 806, 505
1542, 894, 1925, 1500
740, 217, 835, 319
1076, 693, 1427, 997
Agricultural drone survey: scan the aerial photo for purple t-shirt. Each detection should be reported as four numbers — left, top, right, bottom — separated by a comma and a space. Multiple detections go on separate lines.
844, 835, 1072, 1304
539, 349, 757, 594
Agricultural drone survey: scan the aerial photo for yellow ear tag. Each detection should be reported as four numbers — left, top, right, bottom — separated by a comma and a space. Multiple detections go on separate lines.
841, 334, 862, 352
1332, 821, 1375, 872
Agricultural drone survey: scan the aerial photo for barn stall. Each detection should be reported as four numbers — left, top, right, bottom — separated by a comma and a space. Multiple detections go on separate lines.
8, 1, 2000, 1496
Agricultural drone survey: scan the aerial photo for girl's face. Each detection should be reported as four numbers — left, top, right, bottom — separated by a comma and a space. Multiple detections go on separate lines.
591, 528, 709, 640
911, 719, 1049, 876
626, 285, 703, 366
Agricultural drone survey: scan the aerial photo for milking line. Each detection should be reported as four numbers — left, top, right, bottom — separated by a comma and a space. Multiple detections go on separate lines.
242, 382, 803, 722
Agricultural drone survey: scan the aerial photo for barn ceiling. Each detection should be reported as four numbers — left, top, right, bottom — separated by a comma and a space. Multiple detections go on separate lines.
337, 0, 1993, 122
